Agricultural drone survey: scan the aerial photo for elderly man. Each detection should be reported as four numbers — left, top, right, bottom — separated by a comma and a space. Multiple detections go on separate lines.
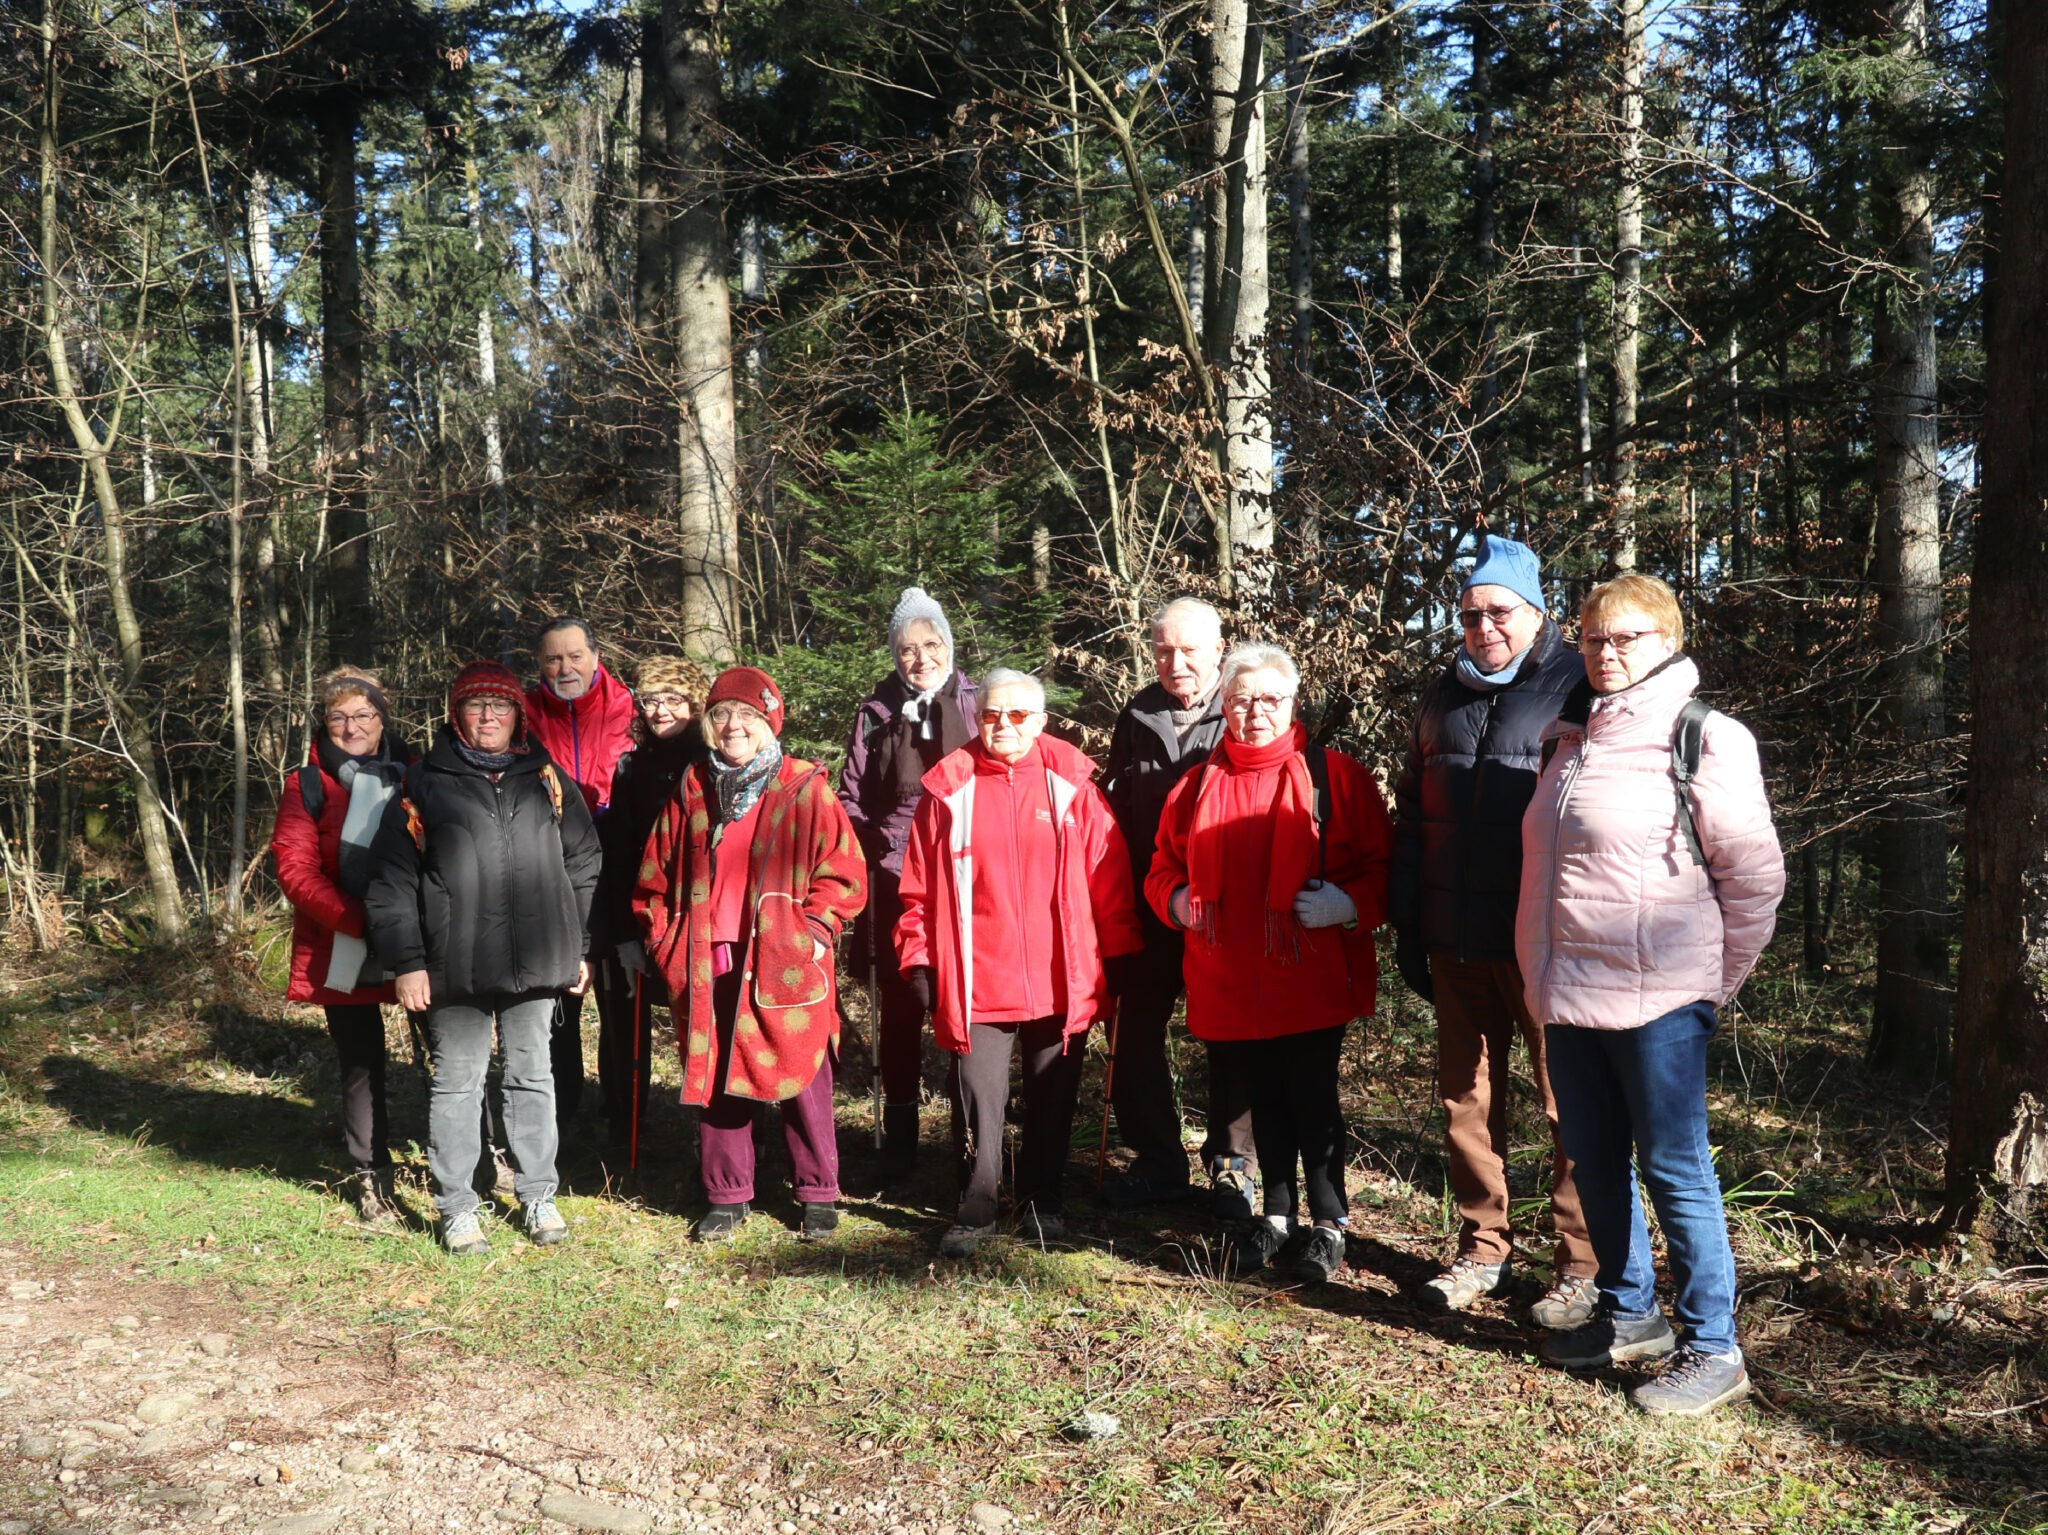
1389, 536, 1597, 1326
525, 616, 638, 1129
896, 669, 1143, 1257
1098, 597, 1255, 1213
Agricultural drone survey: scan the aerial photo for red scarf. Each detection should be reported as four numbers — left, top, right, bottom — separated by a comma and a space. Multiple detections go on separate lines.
1185, 721, 1322, 959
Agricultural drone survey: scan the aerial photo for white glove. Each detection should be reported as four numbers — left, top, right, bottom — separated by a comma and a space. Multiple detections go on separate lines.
1169, 886, 1193, 929
617, 939, 650, 975
1292, 881, 1357, 930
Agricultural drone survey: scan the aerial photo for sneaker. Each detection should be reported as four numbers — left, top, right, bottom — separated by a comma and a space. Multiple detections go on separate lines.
800, 1202, 839, 1241
442, 1208, 490, 1257
523, 1197, 569, 1247
692, 1203, 749, 1243
1102, 1167, 1193, 1209
1630, 1347, 1751, 1416
1541, 1308, 1677, 1370
354, 1170, 401, 1229
1016, 1205, 1066, 1244
1210, 1158, 1256, 1222
1423, 1255, 1510, 1312
1290, 1225, 1346, 1285
1530, 1273, 1599, 1331
1226, 1219, 1290, 1278
940, 1221, 995, 1259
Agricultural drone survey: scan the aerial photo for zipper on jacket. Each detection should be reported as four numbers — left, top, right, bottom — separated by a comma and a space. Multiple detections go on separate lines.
1537, 733, 1589, 1023
494, 776, 522, 983
1456, 691, 1502, 964
1004, 764, 1039, 1019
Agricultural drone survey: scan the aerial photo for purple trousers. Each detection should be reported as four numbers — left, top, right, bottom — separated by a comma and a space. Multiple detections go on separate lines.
699, 969, 841, 1205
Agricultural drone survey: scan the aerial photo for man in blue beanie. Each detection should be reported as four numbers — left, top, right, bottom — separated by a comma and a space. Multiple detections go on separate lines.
1388, 535, 1598, 1328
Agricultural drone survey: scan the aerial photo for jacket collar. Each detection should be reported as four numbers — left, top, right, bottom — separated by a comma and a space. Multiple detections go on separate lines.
1441, 616, 1567, 691
921, 733, 1099, 800
426, 723, 547, 777
525, 662, 633, 723
1128, 679, 1224, 755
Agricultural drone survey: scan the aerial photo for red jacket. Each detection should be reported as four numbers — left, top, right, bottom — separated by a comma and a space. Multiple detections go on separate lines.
270, 748, 399, 1007
1146, 736, 1393, 1041
526, 664, 637, 815
634, 755, 868, 1106
895, 737, 1142, 1053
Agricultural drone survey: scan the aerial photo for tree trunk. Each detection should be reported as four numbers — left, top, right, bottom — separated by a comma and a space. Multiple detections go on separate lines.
245, 170, 285, 700
1203, 0, 1274, 584
1467, 3, 1499, 500
1867, 0, 1949, 1079
1382, 7, 1403, 301
1575, 220, 1595, 515
663, 0, 740, 662
631, 14, 673, 529
1950, 0, 2048, 1250
1609, 0, 1643, 573
1284, 0, 1312, 375
318, 94, 372, 665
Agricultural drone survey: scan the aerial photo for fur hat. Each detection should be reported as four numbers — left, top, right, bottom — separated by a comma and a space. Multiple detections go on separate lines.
635, 655, 712, 702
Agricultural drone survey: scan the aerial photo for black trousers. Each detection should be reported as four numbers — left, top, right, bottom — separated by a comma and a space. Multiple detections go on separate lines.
867, 869, 927, 1108
1111, 921, 1256, 1180
1208, 1025, 1350, 1223
594, 956, 661, 1148
324, 1003, 391, 1173
551, 990, 586, 1122
949, 1018, 1087, 1226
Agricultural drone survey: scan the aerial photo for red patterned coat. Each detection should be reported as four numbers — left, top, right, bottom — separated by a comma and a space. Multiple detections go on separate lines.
633, 755, 868, 1105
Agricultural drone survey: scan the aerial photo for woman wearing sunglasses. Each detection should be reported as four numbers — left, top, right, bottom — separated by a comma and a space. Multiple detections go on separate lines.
1147, 644, 1394, 1285
1520, 574, 1784, 1414
895, 669, 1144, 1258
633, 667, 868, 1242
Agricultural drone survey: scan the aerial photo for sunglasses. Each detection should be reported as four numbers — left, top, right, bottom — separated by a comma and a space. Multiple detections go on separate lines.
979, 708, 1038, 727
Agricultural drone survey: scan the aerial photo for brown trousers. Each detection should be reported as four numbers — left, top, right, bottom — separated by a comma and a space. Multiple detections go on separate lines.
1433, 955, 1595, 1277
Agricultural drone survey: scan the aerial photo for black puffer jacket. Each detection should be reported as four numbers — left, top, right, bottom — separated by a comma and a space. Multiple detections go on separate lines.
1099, 682, 1226, 934
591, 730, 706, 951
1390, 620, 1583, 962
364, 726, 603, 1004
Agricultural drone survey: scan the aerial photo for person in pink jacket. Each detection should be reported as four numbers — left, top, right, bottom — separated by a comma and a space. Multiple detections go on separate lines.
1518, 574, 1784, 1416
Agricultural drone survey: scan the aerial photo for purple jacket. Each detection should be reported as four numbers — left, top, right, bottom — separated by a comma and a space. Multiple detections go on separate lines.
838, 669, 981, 878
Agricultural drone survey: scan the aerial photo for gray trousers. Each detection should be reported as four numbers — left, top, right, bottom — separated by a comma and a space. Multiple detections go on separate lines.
426, 993, 560, 1219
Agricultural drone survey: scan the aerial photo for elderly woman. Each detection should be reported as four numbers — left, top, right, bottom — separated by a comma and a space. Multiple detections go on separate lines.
634, 667, 868, 1242
896, 669, 1143, 1257
1147, 644, 1393, 1285
593, 656, 712, 1153
1522, 575, 1783, 1415
365, 660, 602, 1256
839, 587, 981, 1179
271, 666, 415, 1226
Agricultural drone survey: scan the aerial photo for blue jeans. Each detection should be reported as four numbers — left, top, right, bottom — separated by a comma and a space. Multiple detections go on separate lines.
1545, 1002, 1738, 1356
425, 994, 560, 1220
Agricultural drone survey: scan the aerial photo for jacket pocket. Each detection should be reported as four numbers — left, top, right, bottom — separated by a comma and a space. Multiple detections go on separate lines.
752, 890, 830, 1011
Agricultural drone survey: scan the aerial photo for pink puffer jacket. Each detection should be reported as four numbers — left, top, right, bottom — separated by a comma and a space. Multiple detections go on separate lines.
1517, 656, 1785, 1031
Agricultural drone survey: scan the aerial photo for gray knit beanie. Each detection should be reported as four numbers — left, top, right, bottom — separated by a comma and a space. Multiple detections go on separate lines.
888, 587, 955, 668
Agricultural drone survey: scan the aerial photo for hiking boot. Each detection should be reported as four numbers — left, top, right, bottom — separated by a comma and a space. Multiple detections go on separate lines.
1630, 1347, 1751, 1416
1016, 1205, 1066, 1245
1225, 1219, 1290, 1278
1541, 1308, 1677, 1370
1210, 1157, 1256, 1222
1423, 1255, 1510, 1312
1290, 1225, 1346, 1285
442, 1208, 490, 1258
1102, 1167, 1193, 1209
523, 1197, 569, 1247
692, 1203, 749, 1243
800, 1203, 840, 1241
354, 1170, 401, 1229
491, 1148, 517, 1199
1529, 1273, 1600, 1331
879, 1105, 921, 1182
940, 1221, 995, 1259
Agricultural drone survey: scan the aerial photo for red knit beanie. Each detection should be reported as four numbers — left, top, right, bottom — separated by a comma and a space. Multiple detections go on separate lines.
705, 666, 785, 736
449, 659, 526, 735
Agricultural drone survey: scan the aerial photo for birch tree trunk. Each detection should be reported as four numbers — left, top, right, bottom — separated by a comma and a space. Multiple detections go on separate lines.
1609, 0, 1644, 573
246, 169, 286, 699
663, 0, 739, 663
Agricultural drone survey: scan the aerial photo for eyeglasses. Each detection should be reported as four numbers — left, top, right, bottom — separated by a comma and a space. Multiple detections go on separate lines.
641, 693, 691, 716
325, 709, 380, 730
1579, 629, 1659, 655
979, 708, 1038, 727
460, 699, 517, 718
1458, 605, 1525, 630
707, 702, 765, 728
897, 640, 948, 659
1225, 693, 1294, 716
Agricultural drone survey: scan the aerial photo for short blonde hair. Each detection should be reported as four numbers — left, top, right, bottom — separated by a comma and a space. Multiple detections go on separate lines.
317, 665, 385, 714
1581, 574, 1685, 652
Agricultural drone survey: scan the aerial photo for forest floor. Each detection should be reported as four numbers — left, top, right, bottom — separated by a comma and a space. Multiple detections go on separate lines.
0, 922, 2043, 1535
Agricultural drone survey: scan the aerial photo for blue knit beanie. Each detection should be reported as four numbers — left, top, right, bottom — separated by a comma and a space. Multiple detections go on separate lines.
1462, 536, 1545, 611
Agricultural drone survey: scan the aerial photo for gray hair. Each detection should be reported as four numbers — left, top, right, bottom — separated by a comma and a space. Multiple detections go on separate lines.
1219, 643, 1299, 700
979, 667, 1047, 712
1148, 596, 1224, 641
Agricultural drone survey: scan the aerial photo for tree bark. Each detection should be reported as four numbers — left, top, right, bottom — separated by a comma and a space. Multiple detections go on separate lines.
663, 0, 740, 663
1609, 0, 1644, 573
631, 13, 673, 528
318, 94, 372, 665
1467, 2, 1499, 500
1284, 0, 1312, 375
245, 169, 285, 699
1867, 0, 1949, 1079
1948, 0, 2048, 1245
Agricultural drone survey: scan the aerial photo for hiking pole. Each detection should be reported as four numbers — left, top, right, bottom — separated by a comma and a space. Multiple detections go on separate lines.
865, 904, 883, 1151
1095, 1000, 1121, 1191
629, 970, 645, 1172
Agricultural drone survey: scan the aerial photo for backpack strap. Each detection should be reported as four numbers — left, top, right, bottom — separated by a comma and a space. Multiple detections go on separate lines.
400, 759, 428, 851
539, 762, 566, 824
296, 762, 325, 822
1671, 699, 1713, 869
1303, 740, 1331, 883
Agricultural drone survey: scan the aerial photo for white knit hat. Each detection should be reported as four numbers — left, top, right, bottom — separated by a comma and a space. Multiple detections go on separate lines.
888, 587, 954, 662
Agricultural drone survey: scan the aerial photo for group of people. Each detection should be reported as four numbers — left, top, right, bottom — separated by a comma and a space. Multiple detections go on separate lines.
271, 538, 1785, 1418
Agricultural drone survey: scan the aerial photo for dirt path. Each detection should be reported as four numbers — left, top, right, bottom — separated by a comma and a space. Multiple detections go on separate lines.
0, 1251, 1023, 1535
